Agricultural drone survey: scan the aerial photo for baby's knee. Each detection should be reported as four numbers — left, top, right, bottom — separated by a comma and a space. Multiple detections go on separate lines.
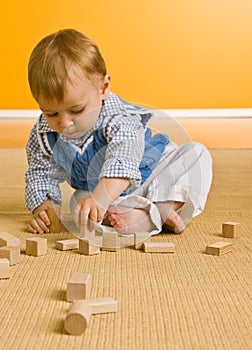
194, 142, 212, 169
185, 142, 212, 165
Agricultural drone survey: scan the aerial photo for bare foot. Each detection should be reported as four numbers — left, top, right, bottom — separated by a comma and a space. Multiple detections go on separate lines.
156, 201, 186, 233
106, 205, 155, 235
106, 201, 186, 235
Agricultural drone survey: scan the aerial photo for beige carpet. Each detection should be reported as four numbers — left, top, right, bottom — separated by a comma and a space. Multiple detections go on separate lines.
0, 148, 251, 350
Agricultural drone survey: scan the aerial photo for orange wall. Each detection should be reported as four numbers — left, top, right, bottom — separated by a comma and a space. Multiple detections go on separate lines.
1, 0, 252, 109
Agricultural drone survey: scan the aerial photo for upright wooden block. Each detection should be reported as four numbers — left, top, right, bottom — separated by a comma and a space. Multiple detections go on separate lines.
67, 272, 91, 302
0, 258, 10, 279
206, 241, 233, 256
26, 237, 47, 256
47, 205, 61, 233
222, 222, 241, 238
134, 232, 151, 249
80, 226, 96, 239
79, 238, 101, 255
0, 246, 20, 265
56, 239, 79, 251
143, 242, 175, 253
102, 232, 120, 252
87, 298, 118, 314
64, 300, 92, 335
0, 232, 20, 247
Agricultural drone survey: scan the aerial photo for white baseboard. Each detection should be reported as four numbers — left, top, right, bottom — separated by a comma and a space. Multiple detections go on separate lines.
0, 110, 41, 118
0, 108, 252, 119
162, 108, 252, 118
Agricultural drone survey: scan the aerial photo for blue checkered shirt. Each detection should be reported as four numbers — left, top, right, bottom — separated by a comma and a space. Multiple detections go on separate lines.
25, 92, 153, 212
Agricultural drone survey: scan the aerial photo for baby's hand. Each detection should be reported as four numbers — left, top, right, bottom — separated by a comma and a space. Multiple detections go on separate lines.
73, 196, 106, 232
27, 200, 51, 234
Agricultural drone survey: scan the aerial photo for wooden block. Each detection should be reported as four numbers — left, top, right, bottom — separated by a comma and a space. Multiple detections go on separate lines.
26, 237, 47, 256
66, 272, 91, 302
47, 205, 61, 233
102, 232, 120, 252
134, 232, 151, 249
119, 234, 135, 248
222, 222, 241, 238
0, 246, 20, 265
56, 239, 79, 251
0, 232, 20, 247
80, 226, 96, 239
143, 242, 175, 253
0, 258, 10, 279
64, 300, 92, 335
79, 238, 101, 255
87, 298, 118, 314
206, 241, 233, 256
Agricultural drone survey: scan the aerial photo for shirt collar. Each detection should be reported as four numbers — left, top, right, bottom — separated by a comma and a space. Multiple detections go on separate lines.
37, 114, 54, 133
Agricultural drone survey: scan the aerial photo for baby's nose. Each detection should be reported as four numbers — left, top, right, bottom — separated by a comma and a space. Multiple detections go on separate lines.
60, 116, 73, 131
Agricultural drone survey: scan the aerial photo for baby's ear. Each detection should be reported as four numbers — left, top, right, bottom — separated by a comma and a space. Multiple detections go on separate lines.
100, 74, 111, 100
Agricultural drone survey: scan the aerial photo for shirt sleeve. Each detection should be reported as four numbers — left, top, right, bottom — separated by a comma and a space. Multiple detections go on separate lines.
25, 126, 66, 212
100, 114, 145, 192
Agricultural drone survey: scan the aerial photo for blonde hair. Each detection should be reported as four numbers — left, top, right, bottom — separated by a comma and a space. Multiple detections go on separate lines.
28, 29, 107, 101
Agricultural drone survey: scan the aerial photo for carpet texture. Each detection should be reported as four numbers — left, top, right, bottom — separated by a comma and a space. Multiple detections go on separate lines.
0, 148, 251, 350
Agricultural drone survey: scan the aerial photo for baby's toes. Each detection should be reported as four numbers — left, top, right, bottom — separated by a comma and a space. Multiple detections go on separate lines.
108, 214, 123, 228
174, 217, 186, 234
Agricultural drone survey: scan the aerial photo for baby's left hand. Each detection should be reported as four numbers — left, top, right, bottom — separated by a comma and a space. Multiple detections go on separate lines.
73, 195, 106, 232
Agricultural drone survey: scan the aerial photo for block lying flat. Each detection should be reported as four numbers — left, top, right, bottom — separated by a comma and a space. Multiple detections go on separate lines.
0, 232, 20, 247
87, 298, 118, 314
0, 258, 10, 279
118, 234, 135, 248
67, 272, 91, 302
102, 232, 120, 252
222, 222, 241, 238
143, 242, 175, 253
56, 239, 79, 251
206, 241, 233, 256
134, 232, 151, 250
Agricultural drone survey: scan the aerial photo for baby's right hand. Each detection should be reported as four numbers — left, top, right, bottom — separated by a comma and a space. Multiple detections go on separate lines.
27, 200, 51, 234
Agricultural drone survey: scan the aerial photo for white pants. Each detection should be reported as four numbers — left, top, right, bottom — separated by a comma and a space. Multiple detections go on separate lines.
71, 142, 212, 235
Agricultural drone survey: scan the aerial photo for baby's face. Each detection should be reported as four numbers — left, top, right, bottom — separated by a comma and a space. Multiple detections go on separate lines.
37, 74, 110, 138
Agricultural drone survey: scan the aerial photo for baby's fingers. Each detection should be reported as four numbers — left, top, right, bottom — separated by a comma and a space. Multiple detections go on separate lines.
73, 204, 89, 228
38, 210, 50, 226
27, 222, 38, 234
28, 216, 49, 234
79, 206, 90, 228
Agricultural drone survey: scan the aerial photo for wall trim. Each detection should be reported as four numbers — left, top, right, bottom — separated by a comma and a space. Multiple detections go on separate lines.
0, 110, 41, 118
0, 108, 252, 119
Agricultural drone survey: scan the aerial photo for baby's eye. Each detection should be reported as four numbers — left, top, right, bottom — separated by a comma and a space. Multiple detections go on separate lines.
71, 108, 84, 114
46, 112, 58, 117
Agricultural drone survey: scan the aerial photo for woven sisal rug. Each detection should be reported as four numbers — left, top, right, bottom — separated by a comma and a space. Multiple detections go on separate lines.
0, 148, 251, 350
